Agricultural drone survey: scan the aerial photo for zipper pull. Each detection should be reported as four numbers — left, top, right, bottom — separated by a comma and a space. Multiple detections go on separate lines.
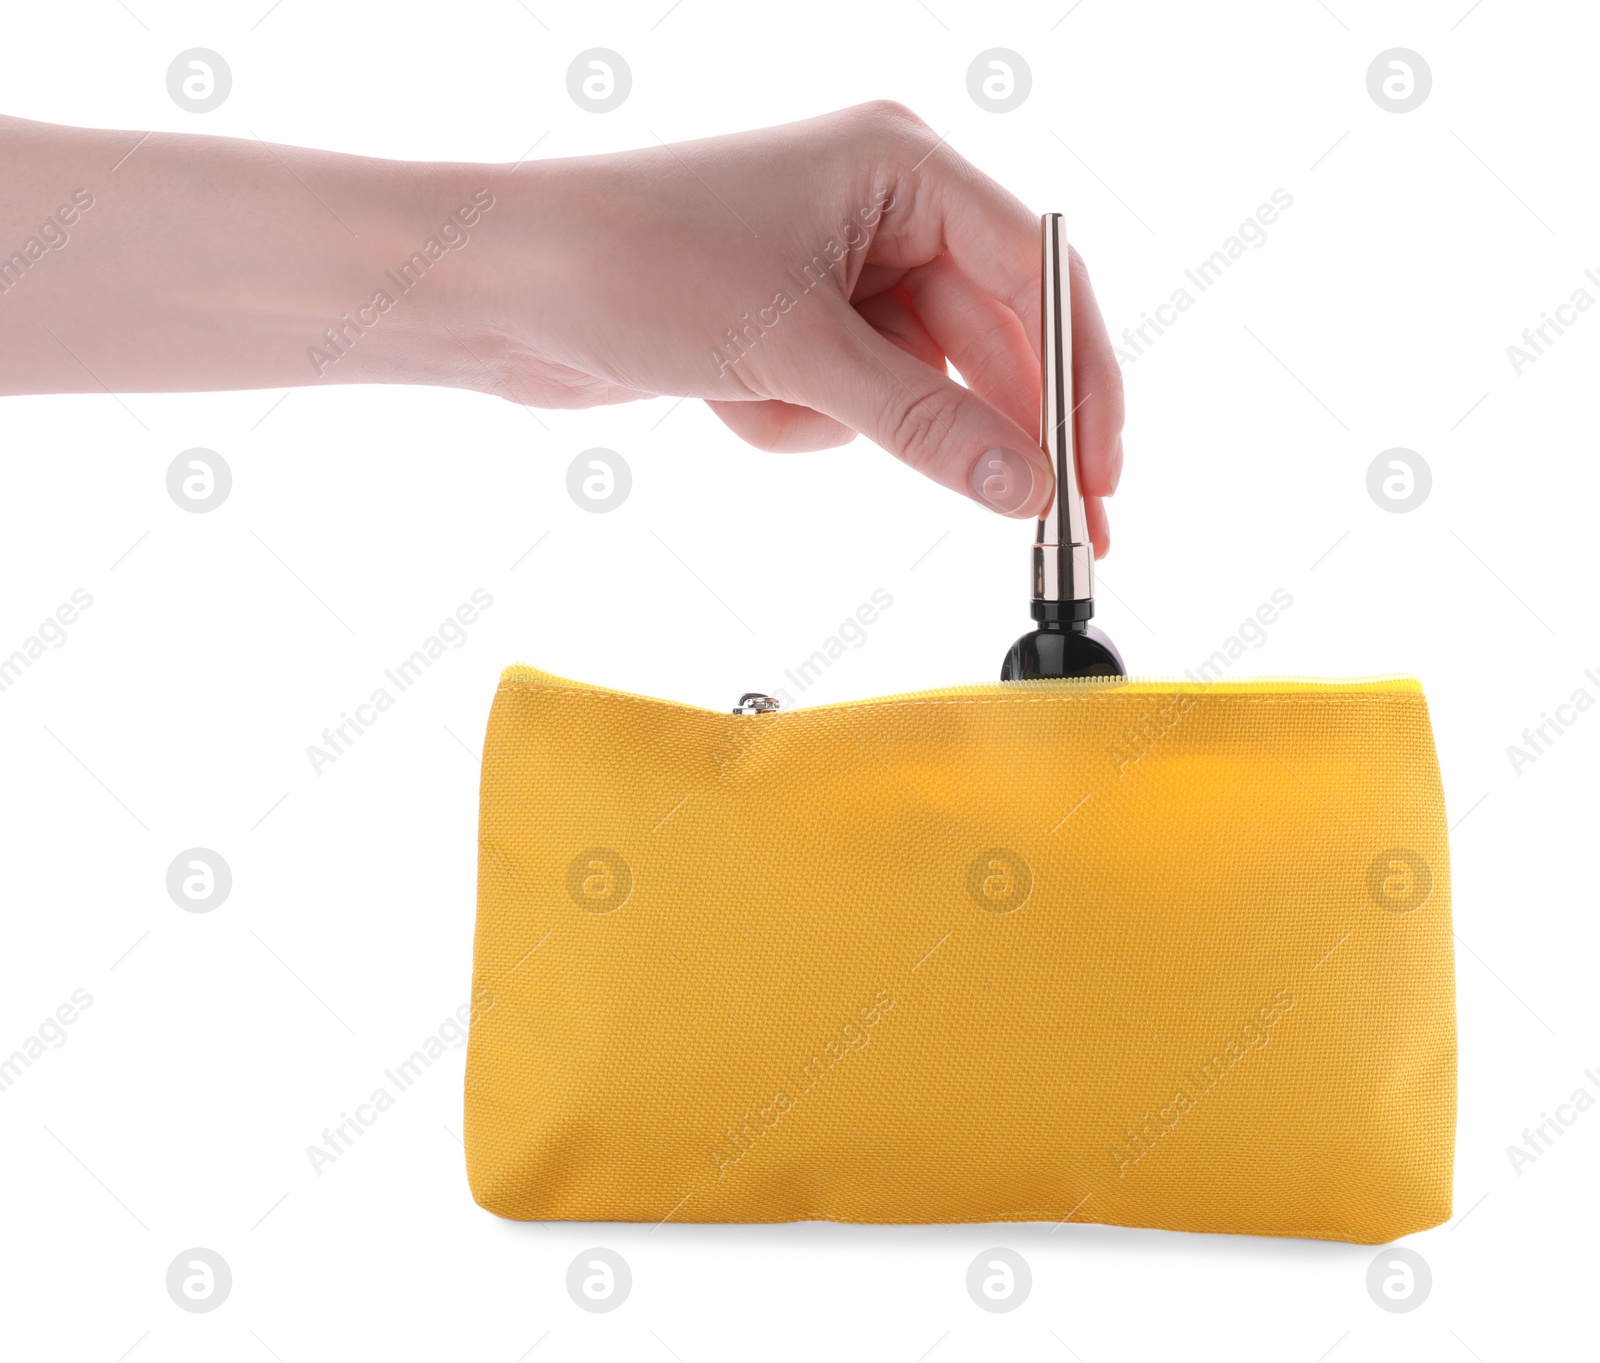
732, 693, 781, 715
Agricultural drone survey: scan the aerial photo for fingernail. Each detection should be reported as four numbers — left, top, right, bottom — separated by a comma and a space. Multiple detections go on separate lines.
1108, 434, 1124, 494
969, 447, 1043, 516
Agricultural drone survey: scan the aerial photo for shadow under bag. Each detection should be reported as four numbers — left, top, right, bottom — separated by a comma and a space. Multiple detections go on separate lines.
464, 666, 1454, 1244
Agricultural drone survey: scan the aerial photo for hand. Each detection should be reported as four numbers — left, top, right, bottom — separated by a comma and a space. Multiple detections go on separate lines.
463, 102, 1124, 544
0, 104, 1124, 545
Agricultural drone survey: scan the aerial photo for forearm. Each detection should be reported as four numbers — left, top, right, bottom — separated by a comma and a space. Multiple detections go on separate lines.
0, 115, 515, 395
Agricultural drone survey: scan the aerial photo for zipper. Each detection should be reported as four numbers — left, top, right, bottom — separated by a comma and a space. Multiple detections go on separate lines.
500, 665, 1423, 716
789, 673, 1423, 712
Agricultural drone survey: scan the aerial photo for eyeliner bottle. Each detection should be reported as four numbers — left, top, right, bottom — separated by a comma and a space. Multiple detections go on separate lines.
1000, 214, 1126, 681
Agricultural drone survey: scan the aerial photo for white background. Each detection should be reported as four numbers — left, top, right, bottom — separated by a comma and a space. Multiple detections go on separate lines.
2, 1, 1596, 1359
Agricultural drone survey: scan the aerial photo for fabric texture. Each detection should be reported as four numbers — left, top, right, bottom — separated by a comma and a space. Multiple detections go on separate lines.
465, 667, 1454, 1243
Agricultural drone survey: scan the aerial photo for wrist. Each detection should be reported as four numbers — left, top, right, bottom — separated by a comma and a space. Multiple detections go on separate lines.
304, 156, 519, 392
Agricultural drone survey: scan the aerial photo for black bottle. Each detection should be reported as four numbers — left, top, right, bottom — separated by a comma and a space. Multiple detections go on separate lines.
1001, 605, 1125, 680
1000, 214, 1126, 682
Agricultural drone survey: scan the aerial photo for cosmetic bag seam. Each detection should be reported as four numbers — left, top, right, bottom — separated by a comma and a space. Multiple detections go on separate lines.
495, 682, 1425, 715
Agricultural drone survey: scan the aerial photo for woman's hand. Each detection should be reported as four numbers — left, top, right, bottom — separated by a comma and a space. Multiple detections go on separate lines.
463, 103, 1124, 543
0, 103, 1124, 544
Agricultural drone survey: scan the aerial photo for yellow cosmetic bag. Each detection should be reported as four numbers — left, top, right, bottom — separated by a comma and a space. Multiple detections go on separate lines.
464, 665, 1454, 1243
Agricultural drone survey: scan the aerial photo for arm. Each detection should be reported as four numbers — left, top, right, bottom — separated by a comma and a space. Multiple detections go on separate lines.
0, 104, 1124, 538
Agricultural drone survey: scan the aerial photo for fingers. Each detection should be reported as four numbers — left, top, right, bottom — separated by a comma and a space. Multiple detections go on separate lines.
707, 286, 945, 454
792, 299, 1054, 518
1086, 493, 1110, 559
864, 109, 1045, 364
1104, 434, 1124, 501
898, 248, 1123, 500
690, 105, 1123, 529
897, 255, 1123, 518
895, 255, 1035, 433
706, 398, 854, 451
865, 110, 1126, 511
1067, 246, 1125, 500
853, 286, 947, 374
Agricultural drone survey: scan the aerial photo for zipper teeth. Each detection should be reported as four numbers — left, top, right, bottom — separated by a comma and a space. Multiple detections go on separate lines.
500, 664, 1423, 716
789, 674, 1422, 712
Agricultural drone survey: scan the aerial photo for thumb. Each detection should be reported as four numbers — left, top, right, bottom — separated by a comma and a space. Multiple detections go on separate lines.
796, 302, 1055, 518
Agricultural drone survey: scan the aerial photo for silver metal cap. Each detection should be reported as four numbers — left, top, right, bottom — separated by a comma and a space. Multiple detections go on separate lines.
1031, 213, 1094, 605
